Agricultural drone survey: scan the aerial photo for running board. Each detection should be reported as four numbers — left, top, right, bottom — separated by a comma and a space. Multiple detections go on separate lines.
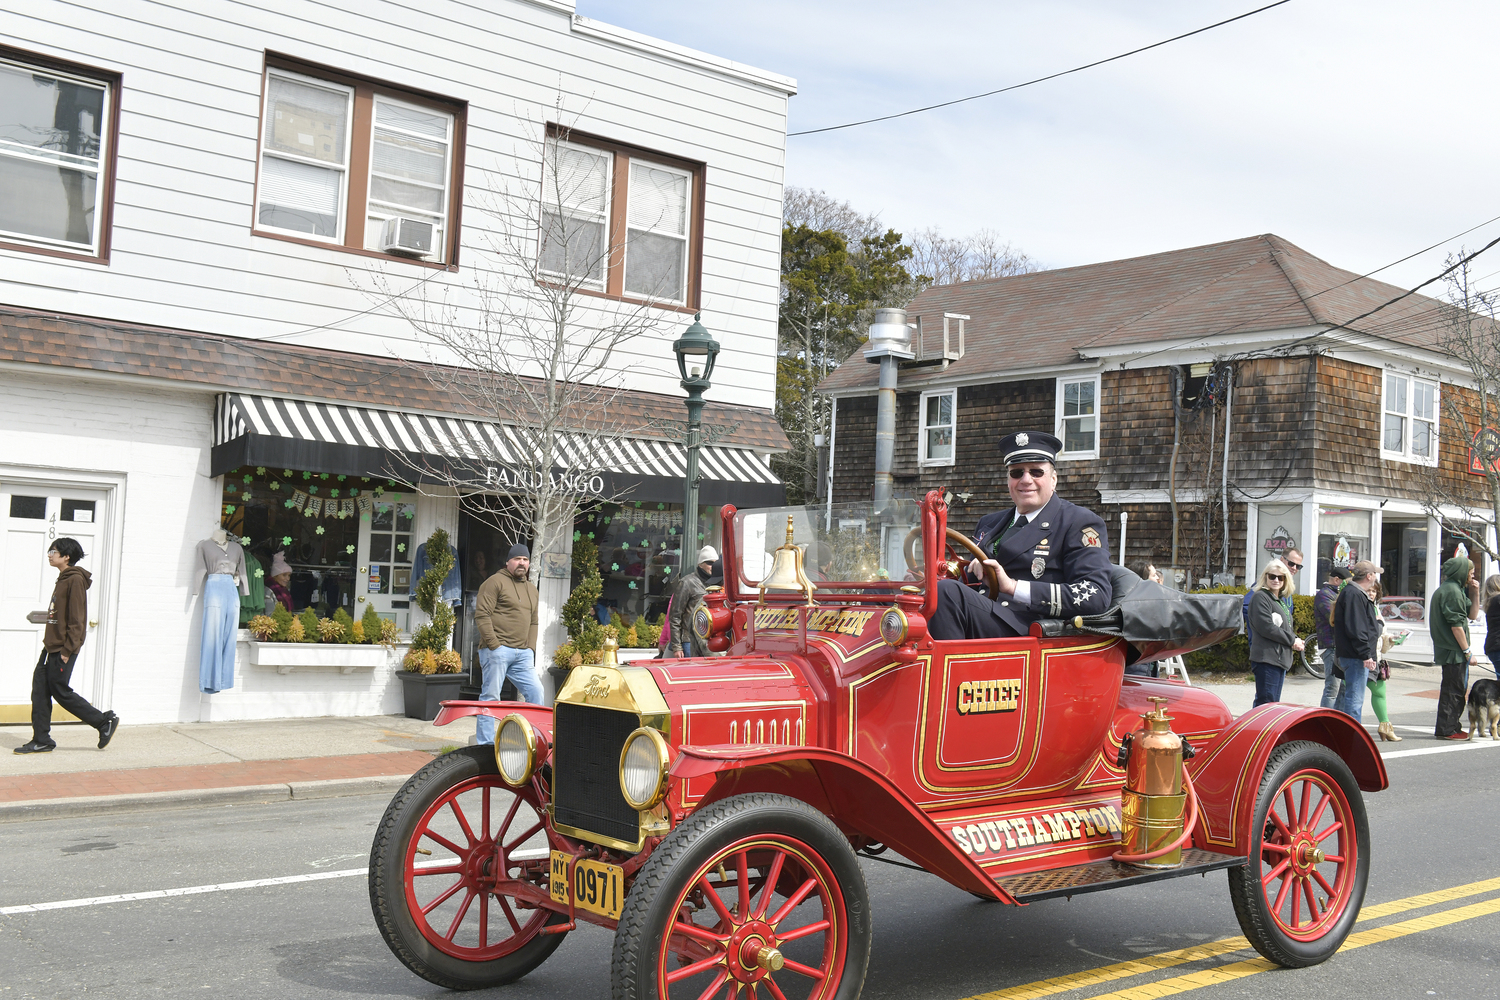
995, 848, 1245, 902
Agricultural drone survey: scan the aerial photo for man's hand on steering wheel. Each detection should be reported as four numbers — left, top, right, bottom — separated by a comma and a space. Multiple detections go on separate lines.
967, 557, 1016, 597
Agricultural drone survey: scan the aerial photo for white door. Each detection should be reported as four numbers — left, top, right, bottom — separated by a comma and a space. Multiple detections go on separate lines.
0, 489, 108, 721
356, 494, 417, 633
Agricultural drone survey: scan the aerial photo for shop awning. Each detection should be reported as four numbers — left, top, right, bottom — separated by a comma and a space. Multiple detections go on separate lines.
210, 393, 784, 507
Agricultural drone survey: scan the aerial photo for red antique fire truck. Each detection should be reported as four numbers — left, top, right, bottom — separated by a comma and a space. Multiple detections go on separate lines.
368, 491, 1386, 998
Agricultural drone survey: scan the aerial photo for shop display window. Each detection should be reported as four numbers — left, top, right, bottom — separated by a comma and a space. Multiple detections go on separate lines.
219, 467, 413, 624
575, 502, 719, 625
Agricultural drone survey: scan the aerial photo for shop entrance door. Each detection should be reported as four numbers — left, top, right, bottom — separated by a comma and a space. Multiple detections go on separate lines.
356, 494, 416, 633
0, 488, 109, 723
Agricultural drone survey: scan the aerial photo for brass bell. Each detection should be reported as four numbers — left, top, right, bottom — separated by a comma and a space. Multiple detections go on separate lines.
759, 516, 816, 606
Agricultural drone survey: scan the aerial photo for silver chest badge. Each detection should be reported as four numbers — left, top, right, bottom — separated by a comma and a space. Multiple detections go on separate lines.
1031, 556, 1046, 579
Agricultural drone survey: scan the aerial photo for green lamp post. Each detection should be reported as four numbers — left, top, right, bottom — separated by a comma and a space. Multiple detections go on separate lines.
672, 313, 720, 565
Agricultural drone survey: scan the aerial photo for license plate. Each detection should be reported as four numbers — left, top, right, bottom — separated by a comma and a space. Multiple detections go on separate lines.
549, 851, 625, 920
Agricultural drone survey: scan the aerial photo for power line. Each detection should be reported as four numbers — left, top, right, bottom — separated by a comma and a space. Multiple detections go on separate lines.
788, 0, 1294, 137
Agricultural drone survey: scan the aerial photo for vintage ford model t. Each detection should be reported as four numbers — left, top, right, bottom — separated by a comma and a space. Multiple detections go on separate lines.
369, 491, 1387, 997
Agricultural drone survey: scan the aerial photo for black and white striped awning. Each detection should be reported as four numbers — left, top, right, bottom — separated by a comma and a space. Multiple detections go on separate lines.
210, 393, 783, 505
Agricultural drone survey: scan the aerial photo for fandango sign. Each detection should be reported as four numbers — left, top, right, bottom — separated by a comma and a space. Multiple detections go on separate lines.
484, 465, 605, 495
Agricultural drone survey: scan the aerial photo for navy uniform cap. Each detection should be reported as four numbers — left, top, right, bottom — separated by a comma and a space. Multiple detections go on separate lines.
999, 430, 1061, 465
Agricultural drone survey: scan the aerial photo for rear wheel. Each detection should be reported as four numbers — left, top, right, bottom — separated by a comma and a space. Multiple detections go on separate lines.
611, 793, 872, 1000
1228, 740, 1369, 967
369, 746, 566, 990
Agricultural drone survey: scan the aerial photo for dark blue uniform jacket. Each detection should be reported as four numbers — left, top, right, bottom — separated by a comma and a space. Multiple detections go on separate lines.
970, 494, 1115, 634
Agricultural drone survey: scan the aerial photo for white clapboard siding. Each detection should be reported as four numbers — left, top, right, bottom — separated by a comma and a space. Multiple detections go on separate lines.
0, 0, 792, 411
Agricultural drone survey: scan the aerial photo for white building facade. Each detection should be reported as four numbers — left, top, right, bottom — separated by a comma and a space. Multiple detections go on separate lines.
0, 0, 794, 724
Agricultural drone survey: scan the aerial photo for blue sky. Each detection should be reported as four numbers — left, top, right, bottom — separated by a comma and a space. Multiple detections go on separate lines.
580, 0, 1500, 293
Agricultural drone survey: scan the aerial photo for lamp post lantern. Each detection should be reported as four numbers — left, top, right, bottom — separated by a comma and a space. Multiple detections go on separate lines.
673, 313, 720, 566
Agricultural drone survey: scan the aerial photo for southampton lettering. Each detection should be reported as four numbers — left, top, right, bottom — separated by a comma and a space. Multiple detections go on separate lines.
752, 607, 877, 636
955, 679, 1022, 715
948, 806, 1123, 857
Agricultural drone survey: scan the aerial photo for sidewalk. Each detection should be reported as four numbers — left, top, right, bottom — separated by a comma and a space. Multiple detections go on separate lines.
0, 660, 1476, 823
0, 713, 478, 823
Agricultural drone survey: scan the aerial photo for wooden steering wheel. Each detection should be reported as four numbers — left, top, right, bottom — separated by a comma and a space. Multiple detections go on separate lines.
902, 526, 1000, 601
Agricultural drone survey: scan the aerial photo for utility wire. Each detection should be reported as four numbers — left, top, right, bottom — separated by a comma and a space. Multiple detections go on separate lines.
788, 0, 1294, 137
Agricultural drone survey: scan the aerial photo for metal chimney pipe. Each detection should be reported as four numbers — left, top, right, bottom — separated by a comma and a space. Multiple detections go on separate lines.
863, 308, 913, 508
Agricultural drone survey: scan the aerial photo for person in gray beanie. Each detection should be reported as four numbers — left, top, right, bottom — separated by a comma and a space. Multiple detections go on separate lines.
668, 545, 718, 658
474, 542, 540, 743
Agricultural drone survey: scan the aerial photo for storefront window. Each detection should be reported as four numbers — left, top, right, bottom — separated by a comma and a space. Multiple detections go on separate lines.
220, 467, 417, 628
1255, 502, 1303, 579
576, 501, 719, 625
1379, 518, 1426, 599
1318, 507, 1372, 576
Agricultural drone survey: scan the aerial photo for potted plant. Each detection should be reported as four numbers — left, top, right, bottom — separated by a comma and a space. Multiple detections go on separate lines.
398, 528, 464, 720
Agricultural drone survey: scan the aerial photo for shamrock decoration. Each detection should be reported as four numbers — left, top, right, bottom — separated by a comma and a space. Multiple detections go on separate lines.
330, 489, 339, 497
315, 525, 325, 535
254, 567, 263, 578
240, 535, 250, 545
658, 503, 665, 510
587, 532, 595, 539
375, 486, 385, 495
309, 486, 317, 494
573, 531, 581, 541
628, 525, 635, 533
611, 563, 620, 571
635, 502, 642, 508
338, 475, 346, 481
404, 510, 414, 519
256, 467, 266, 475
397, 543, 406, 554
664, 566, 672, 575
698, 532, 705, 541
640, 539, 649, 548
226, 483, 237, 492
282, 536, 292, 546
283, 470, 292, 477
270, 481, 281, 491
660, 541, 667, 549
603, 517, 611, 524
387, 480, 396, 488
669, 527, 677, 535
305, 509, 315, 517
320, 473, 328, 480
588, 514, 595, 522
243, 474, 253, 484
362, 477, 369, 482
628, 581, 637, 590
224, 504, 235, 514
241, 493, 251, 502
346, 544, 355, 555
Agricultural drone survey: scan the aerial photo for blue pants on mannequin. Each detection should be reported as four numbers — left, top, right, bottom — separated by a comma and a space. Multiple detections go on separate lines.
200, 573, 239, 694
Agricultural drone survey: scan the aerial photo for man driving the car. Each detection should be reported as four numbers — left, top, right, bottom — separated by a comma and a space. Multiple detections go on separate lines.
930, 430, 1114, 640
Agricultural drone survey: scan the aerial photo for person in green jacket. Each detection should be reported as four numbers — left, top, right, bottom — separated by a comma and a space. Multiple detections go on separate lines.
1429, 555, 1475, 740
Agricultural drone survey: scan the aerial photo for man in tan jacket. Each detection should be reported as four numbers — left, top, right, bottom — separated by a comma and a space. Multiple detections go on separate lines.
473, 543, 541, 744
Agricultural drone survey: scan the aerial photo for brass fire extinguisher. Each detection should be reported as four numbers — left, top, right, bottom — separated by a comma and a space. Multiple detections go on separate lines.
1117, 696, 1191, 869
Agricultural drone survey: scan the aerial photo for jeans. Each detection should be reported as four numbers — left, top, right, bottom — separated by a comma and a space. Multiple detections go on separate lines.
476, 646, 542, 744
1335, 657, 1370, 720
1319, 647, 1344, 709
1251, 662, 1285, 706
199, 573, 240, 694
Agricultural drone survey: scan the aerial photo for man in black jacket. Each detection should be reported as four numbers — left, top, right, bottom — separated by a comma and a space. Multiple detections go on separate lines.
1332, 560, 1382, 720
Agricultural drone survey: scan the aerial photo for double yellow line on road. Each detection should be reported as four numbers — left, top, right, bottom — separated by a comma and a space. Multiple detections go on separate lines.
968, 875, 1500, 1000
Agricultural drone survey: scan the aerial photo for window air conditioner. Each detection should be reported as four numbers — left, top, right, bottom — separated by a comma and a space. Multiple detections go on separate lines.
381, 217, 435, 258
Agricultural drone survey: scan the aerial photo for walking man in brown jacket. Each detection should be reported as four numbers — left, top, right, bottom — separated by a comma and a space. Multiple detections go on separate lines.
473, 543, 541, 744
15, 537, 118, 754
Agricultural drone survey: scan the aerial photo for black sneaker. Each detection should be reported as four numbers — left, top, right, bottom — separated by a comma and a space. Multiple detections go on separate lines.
97, 712, 119, 750
14, 740, 55, 755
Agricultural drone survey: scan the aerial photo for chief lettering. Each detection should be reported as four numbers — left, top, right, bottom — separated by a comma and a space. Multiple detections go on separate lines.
956, 679, 1022, 715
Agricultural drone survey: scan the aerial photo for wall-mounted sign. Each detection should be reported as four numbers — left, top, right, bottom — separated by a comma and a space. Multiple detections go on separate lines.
1469, 427, 1500, 476
483, 465, 605, 496
1263, 524, 1297, 557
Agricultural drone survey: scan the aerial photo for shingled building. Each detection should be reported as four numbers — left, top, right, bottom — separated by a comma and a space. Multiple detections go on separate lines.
818, 234, 1492, 611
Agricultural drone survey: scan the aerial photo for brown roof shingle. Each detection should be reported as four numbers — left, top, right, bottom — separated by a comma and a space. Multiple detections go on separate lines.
0, 305, 787, 452
818, 234, 1451, 394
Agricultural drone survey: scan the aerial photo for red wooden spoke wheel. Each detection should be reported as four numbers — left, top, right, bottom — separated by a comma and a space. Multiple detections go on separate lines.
370, 747, 567, 990
612, 793, 871, 1000
1228, 741, 1370, 967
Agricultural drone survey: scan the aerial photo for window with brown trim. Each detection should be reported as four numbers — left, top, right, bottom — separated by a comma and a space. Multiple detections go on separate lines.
0, 47, 120, 262
540, 128, 704, 308
253, 56, 465, 266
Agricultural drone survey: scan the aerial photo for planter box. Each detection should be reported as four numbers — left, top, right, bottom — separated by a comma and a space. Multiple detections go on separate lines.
399, 671, 467, 721
248, 642, 390, 675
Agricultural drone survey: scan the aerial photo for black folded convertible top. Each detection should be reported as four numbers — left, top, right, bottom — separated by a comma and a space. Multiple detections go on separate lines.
1037, 567, 1242, 666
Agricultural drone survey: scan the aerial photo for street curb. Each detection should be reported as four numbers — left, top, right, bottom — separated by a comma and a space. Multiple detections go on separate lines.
0, 774, 410, 823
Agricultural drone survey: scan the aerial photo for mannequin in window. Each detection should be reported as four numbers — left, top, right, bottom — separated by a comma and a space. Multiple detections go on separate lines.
267, 551, 294, 612
193, 526, 249, 694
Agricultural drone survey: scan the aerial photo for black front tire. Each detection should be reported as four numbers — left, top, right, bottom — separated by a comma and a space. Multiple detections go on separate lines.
612, 793, 872, 1000
1228, 740, 1369, 967
369, 746, 567, 990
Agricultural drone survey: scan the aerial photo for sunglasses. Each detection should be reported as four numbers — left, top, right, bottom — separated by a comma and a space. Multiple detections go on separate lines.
1286, 562, 1303, 571
1267, 574, 1285, 581
1009, 467, 1049, 480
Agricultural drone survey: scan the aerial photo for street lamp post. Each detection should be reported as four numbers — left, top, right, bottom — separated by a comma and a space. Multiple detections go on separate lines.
673, 314, 720, 566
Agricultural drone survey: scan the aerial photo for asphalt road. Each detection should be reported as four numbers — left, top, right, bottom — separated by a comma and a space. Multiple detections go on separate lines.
2, 717, 1498, 999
